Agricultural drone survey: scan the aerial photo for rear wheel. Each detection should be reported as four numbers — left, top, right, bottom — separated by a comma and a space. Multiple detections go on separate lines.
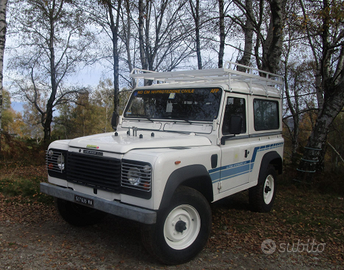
55, 198, 107, 226
249, 165, 277, 213
141, 186, 212, 265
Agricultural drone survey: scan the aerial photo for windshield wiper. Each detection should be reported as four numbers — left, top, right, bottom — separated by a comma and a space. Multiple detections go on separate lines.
130, 115, 154, 122
143, 116, 154, 122
173, 118, 192, 124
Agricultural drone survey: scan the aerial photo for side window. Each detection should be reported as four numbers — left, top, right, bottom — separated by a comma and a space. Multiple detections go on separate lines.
253, 99, 279, 131
222, 97, 246, 135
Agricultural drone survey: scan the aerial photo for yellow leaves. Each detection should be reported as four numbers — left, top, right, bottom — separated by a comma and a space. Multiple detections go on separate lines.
312, 1, 344, 28
318, 2, 344, 21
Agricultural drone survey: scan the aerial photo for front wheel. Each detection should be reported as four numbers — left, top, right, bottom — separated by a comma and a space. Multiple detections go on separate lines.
141, 186, 212, 265
249, 165, 277, 213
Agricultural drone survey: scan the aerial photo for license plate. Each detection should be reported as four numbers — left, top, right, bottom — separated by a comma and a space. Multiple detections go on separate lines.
74, 195, 94, 207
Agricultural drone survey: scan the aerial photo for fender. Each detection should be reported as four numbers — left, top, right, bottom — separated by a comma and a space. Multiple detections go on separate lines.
257, 151, 283, 183
159, 164, 213, 210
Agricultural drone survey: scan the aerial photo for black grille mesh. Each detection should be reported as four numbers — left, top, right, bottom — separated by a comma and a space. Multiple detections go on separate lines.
66, 152, 121, 192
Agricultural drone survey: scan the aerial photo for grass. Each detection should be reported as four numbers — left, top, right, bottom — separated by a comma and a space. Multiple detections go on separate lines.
0, 177, 41, 197
0, 165, 53, 204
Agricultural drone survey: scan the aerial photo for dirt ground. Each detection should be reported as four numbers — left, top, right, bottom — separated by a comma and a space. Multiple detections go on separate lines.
0, 199, 341, 270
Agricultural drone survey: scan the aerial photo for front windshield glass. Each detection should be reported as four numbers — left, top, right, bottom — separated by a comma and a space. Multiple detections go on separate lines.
124, 88, 222, 121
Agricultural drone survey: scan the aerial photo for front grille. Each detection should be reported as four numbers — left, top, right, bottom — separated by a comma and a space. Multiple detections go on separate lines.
66, 152, 121, 192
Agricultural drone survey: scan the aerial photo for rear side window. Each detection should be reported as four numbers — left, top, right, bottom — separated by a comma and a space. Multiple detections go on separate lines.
253, 99, 279, 131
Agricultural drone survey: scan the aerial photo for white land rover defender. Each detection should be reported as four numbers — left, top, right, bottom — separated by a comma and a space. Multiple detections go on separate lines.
41, 62, 284, 265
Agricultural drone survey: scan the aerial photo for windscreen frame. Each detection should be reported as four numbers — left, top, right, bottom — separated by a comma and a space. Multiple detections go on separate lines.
123, 87, 223, 122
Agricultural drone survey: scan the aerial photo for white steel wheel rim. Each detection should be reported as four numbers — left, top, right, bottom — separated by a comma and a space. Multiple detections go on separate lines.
263, 175, 274, 204
163, 204, 201, 250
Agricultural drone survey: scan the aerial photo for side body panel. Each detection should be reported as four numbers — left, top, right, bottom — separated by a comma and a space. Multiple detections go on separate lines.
211, 92, 284, 202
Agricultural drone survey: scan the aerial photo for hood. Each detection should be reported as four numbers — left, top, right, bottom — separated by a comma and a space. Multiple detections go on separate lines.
67, 130, 211, 154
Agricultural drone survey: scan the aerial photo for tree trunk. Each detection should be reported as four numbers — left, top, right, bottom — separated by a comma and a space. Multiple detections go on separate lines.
297, 78, 344, 181
138, 0, 147, 71
0, 0, 7, 153
189, 0, 202, 69
107, 0, 122, 117
138, 0, 152, 86
123, 0, 134, 87
297, 0, 344, 180
218, 0, 225, 68
45, 6, 57, 143
237, 0, 253, 70
195, 3, 202, 70
261, 0, 286, 74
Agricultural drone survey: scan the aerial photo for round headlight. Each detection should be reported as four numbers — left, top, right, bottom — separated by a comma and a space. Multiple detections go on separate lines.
57, 154, 65, 171
128, 167, 141, 186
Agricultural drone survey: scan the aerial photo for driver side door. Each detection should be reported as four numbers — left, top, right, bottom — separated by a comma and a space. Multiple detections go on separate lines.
218, 94, 252, 193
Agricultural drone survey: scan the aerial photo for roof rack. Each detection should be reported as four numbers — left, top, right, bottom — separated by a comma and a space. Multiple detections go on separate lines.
130, 61, 284, 96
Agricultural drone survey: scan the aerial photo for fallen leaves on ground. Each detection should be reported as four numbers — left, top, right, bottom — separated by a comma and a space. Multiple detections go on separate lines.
1, 165, 343, 267
209, 186, 344, 266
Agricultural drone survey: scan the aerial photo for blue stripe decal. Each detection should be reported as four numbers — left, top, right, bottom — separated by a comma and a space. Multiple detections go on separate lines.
210, 142, 283, 183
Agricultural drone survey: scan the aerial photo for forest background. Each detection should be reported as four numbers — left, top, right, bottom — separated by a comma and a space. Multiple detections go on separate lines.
0, 0, 344, 193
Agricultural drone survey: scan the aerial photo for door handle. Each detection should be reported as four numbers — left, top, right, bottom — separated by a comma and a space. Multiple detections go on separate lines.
245, 149, 250, 158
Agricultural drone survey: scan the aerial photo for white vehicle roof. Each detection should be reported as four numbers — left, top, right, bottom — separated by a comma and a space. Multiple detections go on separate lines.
131, 61, 283, 98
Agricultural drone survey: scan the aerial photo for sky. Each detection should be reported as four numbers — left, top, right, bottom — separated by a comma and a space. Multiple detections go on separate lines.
4, 59, 107, 113
4, 46, 237, 114
11, 101, 23, 112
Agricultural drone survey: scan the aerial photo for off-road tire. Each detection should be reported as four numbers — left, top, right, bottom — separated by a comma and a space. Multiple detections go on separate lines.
249, 165, 277, 213
141, 186, 212, 265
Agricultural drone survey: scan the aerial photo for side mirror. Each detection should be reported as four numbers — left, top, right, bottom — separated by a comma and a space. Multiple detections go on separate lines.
221, 116, 243, 145
228, 115, 242, 135
111, 111, 119, 131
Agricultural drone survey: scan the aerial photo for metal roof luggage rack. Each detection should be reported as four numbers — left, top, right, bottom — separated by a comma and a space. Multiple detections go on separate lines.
130, 61, 284, 96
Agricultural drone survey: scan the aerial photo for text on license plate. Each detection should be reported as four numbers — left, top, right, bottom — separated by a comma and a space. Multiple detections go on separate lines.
74, 195, 94, 207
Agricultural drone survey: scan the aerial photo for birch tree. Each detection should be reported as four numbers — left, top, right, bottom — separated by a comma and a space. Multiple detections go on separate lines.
86, 0, 122, 124
137, 0, 193, 75
8, 0, 95, 142
189, 0, 202, 69
102, 0, 122, 119
236, 0, 253, 68
297, 0, 344, 179
218, 0, 225, 68
260, 0, 286, 73
0, 0, 7, 152
121, 0, 135, 86
232, 0, 286, 73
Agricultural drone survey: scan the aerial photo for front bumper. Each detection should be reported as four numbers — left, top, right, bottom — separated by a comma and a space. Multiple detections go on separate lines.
40, 183, 157, 224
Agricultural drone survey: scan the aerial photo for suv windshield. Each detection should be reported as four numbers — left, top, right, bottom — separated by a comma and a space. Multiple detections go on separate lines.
124, 88, 222, 121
